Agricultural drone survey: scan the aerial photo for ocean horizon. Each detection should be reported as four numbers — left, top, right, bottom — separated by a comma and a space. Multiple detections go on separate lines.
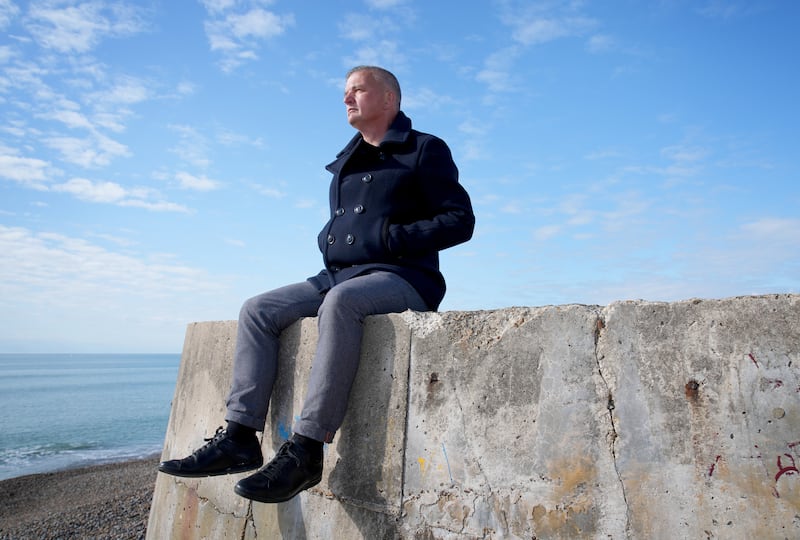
0, 353, 180, 481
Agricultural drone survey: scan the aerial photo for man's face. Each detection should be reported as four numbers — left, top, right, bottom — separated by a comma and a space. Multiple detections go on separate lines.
343, 70, 391, 130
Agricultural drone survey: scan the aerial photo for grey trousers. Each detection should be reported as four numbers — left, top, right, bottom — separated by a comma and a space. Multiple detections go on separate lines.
225, 271, 428, 443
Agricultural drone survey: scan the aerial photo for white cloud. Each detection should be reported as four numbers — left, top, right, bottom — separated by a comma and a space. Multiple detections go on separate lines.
169, 124, 212, 169
533, 224, 561, 241
216, 129, 263, 148
201, 0, 238, 16
52, 177, 189, 212
0, 0, 20, 30
401, 87, 454, 111
252, 183, 286, 199
344, 40, 405, 73
740, 218, 800, 241
661, 144, 709, 163
365, 0, 406, 8
500, 1, 596, 47
476, 47, 519, 93
0, 152, 52, 187
42, 108, 93, 129
44, 132, 130, 168
0, 44, 15, 64
98, 75, 150, 104
25, 1, 148, 54
479, 1, 597, 95
53, 177, 126, 202
0, 224, 221, 350
175, 171, 221, 191
202, 4, 294, 71
587, 34, 615, 54
458, 120, 488, 137
697, 1, 761, 20
338, 14, 380, 41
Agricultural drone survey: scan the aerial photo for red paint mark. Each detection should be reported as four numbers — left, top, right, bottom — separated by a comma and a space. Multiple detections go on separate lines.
764, 378, 783, 389
748, 353, 759, 368
773, 487, 781, 498
708, 455, 722, 477
775, 454, 799, 482
788, 441, 800, 452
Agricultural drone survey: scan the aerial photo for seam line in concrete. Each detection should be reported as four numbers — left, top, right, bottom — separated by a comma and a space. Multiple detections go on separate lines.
593, 308, 632, 537
398, 318, 414, 516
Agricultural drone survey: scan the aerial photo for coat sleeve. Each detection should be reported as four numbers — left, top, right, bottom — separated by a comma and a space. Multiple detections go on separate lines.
385, 136, 475, 257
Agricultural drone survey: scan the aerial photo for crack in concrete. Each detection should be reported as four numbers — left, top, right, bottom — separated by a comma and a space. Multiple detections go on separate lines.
399, 324, 414, 515
593, 310, 632, 538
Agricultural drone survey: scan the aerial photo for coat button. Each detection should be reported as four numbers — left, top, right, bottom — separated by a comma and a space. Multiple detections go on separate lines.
335, 208, 345, 216
354, 204, 364, 214
327, 234, 335, 245
361, 174, 372, 183
330, 265, 340, 272
346, 234, 355, 245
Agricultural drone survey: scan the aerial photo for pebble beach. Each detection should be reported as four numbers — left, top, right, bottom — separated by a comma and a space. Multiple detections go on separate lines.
0, 456, 159, 540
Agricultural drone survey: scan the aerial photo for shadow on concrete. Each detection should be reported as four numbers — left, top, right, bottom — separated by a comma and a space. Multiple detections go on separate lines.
327, 316, 401, 539
266, 321, 310, 539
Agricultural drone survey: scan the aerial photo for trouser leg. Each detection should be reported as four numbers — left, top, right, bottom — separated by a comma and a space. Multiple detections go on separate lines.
225, 280, 323, 430
293, 272, 428, 443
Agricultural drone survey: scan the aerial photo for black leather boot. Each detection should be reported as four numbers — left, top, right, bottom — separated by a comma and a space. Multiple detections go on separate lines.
158, 427, 263, 477
234, 435, 323, 503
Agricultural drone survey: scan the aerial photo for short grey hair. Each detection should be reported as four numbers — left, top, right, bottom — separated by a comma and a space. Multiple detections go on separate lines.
346, 65, 401, 109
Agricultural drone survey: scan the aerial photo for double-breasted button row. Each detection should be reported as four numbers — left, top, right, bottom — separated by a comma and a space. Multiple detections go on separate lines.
334, 205, 366, 216
327, 233, 357, 245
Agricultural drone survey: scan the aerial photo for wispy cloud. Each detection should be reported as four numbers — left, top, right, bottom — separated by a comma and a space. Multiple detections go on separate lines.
343, 39, 406, 73
169, 124, 212, 169
0, 224, 221, 349
44, 132, 130, 168
0, 0, 20, 30
201, 1, 294, 72
52, 177, 189, 212
697, 1, 764, 20
478, 1, 597, 95
0, 150, 53, 188
24, 1, 149, 54
175, 171, 221, 192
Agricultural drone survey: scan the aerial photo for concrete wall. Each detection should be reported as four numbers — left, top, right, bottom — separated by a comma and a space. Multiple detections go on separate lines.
147, 294, 800, 539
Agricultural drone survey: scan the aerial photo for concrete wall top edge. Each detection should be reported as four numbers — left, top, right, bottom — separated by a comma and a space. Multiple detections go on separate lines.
183, 293, 798, 328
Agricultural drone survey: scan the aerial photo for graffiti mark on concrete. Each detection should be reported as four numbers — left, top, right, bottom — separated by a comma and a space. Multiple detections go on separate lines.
775, 453, 799, 482
708, 455, 722, 477
442, 443, 454, 485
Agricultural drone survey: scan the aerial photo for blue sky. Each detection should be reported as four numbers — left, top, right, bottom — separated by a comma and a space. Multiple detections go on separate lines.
1, 0, 797, 352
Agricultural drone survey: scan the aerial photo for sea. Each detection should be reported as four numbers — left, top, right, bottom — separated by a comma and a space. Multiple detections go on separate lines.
0, 353, 180, 481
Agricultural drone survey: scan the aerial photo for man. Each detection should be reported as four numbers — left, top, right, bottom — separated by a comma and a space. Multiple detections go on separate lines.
158, 66, 475, 504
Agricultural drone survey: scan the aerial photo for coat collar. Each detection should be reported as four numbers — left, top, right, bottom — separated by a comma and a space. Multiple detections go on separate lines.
333, 111, 413, 160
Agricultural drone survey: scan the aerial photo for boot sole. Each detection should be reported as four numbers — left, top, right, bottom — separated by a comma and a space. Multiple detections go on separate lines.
158, 461, 262, 478
234, 473, 322, 503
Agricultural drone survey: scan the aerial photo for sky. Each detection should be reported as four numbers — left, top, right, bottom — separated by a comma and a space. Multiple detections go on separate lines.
1, 0, 798, 353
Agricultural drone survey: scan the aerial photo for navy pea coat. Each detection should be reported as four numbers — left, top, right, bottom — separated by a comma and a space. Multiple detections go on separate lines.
307, 111, 475, 310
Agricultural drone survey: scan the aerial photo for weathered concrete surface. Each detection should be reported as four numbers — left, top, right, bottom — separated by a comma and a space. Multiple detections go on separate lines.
598, 295, 800, 540
148, 294, 799, 539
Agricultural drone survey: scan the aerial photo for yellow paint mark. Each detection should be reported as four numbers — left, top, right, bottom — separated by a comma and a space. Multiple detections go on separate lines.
418, 457, 427, 473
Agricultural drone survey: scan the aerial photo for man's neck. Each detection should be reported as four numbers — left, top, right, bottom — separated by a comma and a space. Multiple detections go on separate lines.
358, 126, 388, 147
356, 112, 396, 146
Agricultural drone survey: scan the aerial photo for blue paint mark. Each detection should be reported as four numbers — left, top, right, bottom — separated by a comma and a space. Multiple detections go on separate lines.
442, 443, 454, 485
277, 421, 291, 440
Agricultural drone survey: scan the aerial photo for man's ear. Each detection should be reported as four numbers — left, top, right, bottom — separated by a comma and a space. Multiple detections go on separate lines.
384, 90, 395, 109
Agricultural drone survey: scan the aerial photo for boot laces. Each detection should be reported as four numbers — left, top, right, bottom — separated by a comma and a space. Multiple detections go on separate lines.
191, 426, 226, 458
260, 441, 300, 480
